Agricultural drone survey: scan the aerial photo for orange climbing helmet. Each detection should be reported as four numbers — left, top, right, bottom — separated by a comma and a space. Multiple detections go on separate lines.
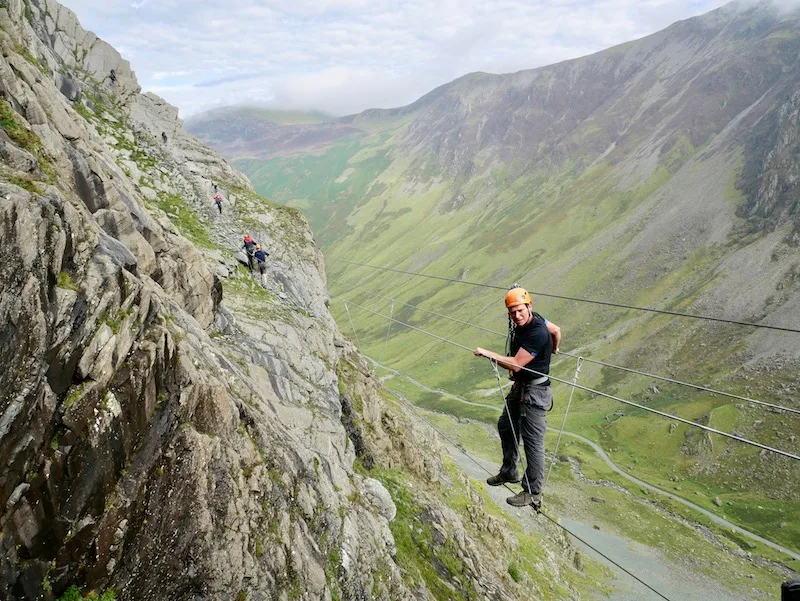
255, 244, 261, 250
505, 287, 531, 308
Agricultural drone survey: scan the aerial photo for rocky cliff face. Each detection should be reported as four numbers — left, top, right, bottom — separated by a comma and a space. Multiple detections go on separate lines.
738, 88, 800, 236
0, 1, 589, 600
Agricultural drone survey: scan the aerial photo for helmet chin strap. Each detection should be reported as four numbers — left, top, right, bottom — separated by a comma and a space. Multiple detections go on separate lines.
521, 304, 534, 325
507, 305, 532, 354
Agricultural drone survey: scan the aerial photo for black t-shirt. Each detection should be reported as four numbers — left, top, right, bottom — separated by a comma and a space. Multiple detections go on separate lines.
509, 312, 552, 383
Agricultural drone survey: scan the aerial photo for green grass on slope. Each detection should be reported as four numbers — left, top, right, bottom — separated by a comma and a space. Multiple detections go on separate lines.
57, 587, 116, 601
383, 376, 498, 423
367, 465, 479, 600
151, 191, 216, 249
246, 106, 798, 564
422, 411, 792, 600
236, 134, 393, 245
0, 94, 56, 182
551, 438, 789, 598
360, 454, 612, 600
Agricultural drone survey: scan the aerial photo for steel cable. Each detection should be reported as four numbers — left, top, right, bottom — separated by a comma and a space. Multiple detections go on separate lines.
329, 258, 800, 334
328, 278, 800, 417
332, 296, 800, 462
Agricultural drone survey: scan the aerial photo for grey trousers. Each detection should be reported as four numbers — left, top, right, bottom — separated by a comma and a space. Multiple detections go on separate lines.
497, 382, 551, 494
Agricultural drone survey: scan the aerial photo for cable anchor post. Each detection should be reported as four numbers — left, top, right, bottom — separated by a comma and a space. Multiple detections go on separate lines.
380, 301, 394, 364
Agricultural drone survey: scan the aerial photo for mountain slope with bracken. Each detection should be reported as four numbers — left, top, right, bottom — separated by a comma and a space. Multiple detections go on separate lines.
190, 0, 800, 560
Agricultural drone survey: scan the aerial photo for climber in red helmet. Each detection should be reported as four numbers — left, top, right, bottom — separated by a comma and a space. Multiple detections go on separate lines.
242, 234, 257, 271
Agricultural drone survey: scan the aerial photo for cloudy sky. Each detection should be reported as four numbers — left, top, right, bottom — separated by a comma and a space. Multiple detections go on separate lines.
61, 0, 737, 117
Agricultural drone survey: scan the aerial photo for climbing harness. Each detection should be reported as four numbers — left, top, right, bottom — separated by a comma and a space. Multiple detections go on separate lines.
545, 357, 582, 489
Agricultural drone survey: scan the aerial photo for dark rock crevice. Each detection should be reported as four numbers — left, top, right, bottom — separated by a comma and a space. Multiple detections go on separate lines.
339, 393, 374, 470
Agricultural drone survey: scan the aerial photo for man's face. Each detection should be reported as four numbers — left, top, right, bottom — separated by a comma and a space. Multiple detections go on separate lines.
508, 303, 531, 326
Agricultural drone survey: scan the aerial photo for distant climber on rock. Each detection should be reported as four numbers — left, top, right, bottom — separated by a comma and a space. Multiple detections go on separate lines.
109, 69, 117, 84
473, 286, 561, 511
212, 181, 218, 193
161, 131, 168, 144
242, 234, 257, 271
213, 193, 223, 214
253, 244, 269, 288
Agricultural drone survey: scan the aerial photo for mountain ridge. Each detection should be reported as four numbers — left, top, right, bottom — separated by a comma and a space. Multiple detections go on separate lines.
189, 0, 800, 564
192, 1, 800, 236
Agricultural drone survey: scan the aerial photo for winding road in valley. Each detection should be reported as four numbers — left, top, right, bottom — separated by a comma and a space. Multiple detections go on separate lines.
551, 429, 800, 561
375, 362, 800, 562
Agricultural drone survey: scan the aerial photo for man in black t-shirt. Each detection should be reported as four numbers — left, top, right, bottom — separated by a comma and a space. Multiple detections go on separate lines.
474, 286, 562, 510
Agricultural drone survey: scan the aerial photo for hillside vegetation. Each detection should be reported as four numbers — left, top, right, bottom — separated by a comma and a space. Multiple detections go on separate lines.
189, 0, 800, 573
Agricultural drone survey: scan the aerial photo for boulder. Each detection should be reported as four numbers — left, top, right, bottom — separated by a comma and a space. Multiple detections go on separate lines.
361, 477, 397, 521
95, 209, 156, 275
0, 139, 40, 173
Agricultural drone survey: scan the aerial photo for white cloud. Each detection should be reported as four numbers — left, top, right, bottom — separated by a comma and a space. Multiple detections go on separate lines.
59, 0, 753, 117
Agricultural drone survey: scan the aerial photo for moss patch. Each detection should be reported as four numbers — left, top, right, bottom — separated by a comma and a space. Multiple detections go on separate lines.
0, 99, 55, 180
57, 271, 79, 292
368, 466, 478, 600
14, 44, 50, 77
57, 586, 116, 601
153, 191, 215, 248
7, 173, 43, 194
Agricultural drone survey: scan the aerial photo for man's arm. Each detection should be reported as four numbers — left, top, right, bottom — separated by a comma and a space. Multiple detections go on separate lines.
473, 346, 534, 373
547, 321, 561, 354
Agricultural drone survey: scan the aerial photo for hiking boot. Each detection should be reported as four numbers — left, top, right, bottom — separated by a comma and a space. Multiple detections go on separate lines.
486, 472, 520, 486
506, 490, 542, 509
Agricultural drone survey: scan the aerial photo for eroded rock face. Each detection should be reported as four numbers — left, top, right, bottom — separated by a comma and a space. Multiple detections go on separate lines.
0, 182, 450, 599
0, 1, 584, 599
738, 89, 800, 231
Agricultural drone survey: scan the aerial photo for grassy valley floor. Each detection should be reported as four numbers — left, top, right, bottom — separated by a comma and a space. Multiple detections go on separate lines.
368, 368, 798, 601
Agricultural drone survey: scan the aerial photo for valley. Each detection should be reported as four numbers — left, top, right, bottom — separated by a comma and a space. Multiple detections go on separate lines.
186, 1, 800, 598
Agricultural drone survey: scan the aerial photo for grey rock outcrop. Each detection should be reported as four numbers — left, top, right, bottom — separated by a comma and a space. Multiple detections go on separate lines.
361, 477, 397, 521
0, 0, 586, 600
739, 89, 800, 231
